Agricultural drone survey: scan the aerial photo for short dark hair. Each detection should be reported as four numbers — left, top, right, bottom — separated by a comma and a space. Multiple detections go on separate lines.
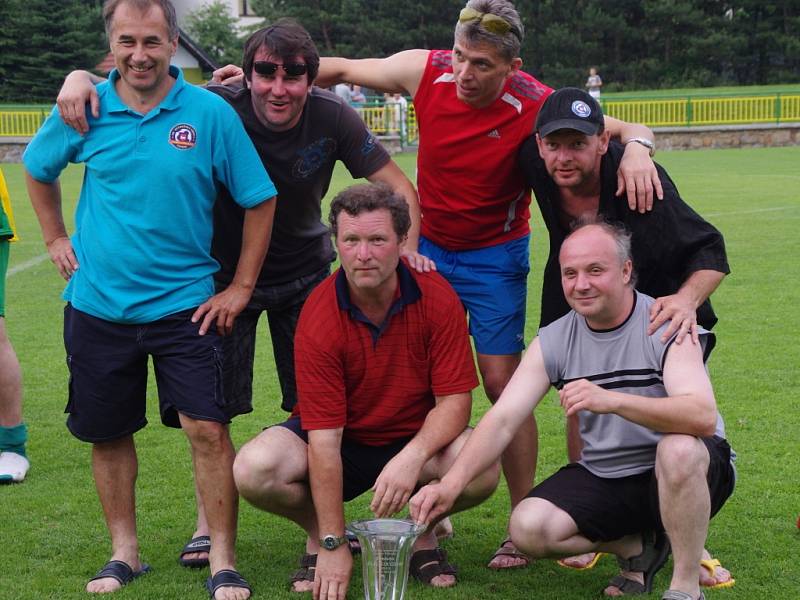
328, 183, 411, 240
566, 214, 637, 287
103, 0, 178, 40
242, 19, 320, 84
454, 0, 523, 62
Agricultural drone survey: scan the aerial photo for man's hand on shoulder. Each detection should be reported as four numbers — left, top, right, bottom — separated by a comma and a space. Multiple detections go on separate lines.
211, 64, 244, 86
401, 249, 436, 273
616, 141, 663, 213
370, 446, 427, 518
648, 293, 699, 345
191, 282, 253, 336
57, 70, 101, 135
314, 545, 352, 600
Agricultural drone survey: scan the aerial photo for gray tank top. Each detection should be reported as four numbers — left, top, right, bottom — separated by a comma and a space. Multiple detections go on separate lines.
538, 291, 726, 478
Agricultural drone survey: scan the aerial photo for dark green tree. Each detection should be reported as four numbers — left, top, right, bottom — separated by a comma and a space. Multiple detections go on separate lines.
0, 0, 107, 103
185, 0, 246, 67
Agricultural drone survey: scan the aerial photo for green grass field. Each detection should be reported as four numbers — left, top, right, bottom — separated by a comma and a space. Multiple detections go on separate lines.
1, 147, 799, 599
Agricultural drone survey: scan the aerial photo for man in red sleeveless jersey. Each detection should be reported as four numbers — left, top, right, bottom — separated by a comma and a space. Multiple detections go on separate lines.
315, 0, 662, 568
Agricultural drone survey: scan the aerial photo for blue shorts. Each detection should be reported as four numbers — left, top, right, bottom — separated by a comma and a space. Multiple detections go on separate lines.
63, 304, 228, 443
419, 235, 530, 355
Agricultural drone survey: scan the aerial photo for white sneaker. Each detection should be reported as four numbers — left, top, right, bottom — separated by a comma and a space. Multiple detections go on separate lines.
0, 451, 29, 482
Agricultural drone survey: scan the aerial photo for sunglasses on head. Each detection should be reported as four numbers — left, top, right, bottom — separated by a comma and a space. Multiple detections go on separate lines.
253, 61, 308, 77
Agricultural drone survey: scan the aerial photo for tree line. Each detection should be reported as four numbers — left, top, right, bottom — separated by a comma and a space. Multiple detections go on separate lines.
1, 0, 798, 102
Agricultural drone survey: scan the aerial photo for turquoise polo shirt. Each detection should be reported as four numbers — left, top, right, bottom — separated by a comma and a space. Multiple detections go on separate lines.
24, 67, 276, 323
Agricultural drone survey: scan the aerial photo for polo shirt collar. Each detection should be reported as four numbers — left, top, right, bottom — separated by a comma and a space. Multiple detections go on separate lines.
335, 260, 422, 339
106, 65, 185, 115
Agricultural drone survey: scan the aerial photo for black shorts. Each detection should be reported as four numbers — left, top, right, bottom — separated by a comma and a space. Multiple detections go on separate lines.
217, 266, 329, 417
527, 436, 735, 542
277, 416, 413, 501
63, 304, 228, 443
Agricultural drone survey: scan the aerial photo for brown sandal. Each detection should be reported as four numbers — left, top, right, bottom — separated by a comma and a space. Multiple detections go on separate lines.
289, 553, 316, 591
488, 537, 530, 570
409, 547, 458, 586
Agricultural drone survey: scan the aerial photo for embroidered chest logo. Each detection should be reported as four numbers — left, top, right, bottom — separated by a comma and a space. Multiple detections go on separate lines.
168, 123, 197, 150
487, 129, 501, 139
293, 137, 337, 179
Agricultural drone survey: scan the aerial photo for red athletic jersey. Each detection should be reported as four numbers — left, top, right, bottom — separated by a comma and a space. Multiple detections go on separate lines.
294, 261, 479, 445
413, 50, 552, 250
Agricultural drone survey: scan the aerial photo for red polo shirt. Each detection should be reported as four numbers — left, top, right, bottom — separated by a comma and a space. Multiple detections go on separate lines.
294, 260, 478, 445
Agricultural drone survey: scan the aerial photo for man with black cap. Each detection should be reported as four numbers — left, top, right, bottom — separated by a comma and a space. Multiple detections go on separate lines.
520, 87, 728, 345
518, 87, 733, 593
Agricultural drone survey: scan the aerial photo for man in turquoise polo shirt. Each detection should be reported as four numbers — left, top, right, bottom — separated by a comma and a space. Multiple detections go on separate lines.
23, 1, 275, 599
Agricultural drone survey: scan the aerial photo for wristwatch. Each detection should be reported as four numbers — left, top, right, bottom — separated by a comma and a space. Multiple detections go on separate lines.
319, 534, 348, 551
624, 137, 655, 157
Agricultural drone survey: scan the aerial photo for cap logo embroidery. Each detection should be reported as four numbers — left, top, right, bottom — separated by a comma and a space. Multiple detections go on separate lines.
571, 100, 591, 118
168, 123, 197, 150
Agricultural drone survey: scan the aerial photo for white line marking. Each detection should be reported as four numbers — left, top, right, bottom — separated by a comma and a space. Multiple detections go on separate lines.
7, 253, 50, 277
705, 206, 798, 218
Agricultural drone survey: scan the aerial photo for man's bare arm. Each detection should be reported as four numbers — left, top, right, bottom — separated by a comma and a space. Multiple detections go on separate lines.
605, 115, 663, 211
559, 339, 717, 436
365, 161, 434, 272
409, 339, 551, 524
25, 172, 78, 280
648, 269, 727, 343
370, 390, 470, 517
56, 71, 106, 135
317, 50, 429, 97
193, 197, 276, 335
308, 428, 352, 600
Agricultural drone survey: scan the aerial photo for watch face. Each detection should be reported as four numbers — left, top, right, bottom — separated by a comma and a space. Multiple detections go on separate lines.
322, 535, 342, 550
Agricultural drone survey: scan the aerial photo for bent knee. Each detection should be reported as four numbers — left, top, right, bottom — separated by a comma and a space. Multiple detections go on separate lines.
509, 498, 563, 557
234, 429, 304, 498
656, 434, 709, 481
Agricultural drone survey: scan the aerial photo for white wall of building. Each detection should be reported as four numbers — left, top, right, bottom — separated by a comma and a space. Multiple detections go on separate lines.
172, 0, 263, 32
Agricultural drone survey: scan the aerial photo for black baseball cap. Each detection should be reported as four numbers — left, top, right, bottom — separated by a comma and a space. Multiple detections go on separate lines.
535, 87, 604, 137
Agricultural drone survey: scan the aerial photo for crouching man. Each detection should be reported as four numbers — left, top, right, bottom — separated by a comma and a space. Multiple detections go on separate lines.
411, 218, 735, 600
233, 183, 499, 597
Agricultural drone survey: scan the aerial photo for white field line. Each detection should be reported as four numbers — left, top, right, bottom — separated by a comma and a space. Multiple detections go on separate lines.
7, 253, 50, 277
704, 205, 798, 218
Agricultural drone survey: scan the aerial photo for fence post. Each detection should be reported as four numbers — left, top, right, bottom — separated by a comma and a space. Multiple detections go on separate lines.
686, 96, 693, 127
775, 93, 781, 124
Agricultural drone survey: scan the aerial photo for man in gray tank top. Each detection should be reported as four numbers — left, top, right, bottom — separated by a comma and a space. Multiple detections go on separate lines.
408, 219, 735, 600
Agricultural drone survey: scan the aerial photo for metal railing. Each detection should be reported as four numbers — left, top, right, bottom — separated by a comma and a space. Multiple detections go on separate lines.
353, 102, 418, 146
4, 93, 798, 139
601, 93, 800, 128
0, 110, 49, 137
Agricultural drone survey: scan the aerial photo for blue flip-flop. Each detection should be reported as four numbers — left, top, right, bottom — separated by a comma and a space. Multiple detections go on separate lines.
206, 569, 252, 598
89, 560, 151, 588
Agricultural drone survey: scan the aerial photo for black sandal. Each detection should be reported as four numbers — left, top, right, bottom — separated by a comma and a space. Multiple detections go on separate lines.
409, 547, 457, 586
606, 530, 671, 595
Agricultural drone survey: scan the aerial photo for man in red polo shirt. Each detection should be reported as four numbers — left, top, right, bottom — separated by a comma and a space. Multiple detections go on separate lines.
233, 183, 499, 597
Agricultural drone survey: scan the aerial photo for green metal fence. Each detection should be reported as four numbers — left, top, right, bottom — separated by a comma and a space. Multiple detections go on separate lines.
602, 93, 800, 127
0, 110, 49, 137
3, 92, 799, 138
